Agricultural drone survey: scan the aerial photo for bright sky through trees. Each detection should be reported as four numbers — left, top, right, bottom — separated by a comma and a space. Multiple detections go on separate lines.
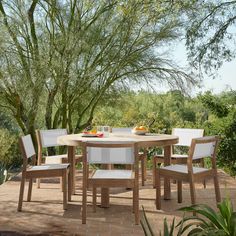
173, 42, 236, 95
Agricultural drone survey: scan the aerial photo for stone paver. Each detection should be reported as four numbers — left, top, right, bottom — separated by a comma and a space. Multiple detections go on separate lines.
0, 170, 235, 235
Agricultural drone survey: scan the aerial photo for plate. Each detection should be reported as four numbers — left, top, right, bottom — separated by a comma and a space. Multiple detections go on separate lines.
131, 129, 147, 135
81, 133, 103, 137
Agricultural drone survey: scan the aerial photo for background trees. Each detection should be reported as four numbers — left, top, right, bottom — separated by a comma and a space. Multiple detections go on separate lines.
0, 0, 196, 137
186, 0, 236, 73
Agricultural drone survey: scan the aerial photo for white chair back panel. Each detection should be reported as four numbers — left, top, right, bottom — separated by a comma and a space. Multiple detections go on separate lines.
111, 127, 132, 133
88, 147, 134, 164
192, 141, 216, 160
21, 135, 36, 158
40, 129, 67, 147
173, 128, 204, 146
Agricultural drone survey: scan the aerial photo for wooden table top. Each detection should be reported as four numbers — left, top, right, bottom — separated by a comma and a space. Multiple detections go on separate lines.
57, 133, 179, 148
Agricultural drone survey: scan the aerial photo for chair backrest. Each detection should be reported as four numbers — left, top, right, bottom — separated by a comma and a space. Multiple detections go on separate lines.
38, 129, 68, 148
172, 128, 204, 147
189, 136, 219, 160
19, 135, 36, 159
84, 142, 135, 165
111, 127, 132, 133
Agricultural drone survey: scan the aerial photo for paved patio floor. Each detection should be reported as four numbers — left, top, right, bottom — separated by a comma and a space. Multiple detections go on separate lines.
0, 169, 235, 236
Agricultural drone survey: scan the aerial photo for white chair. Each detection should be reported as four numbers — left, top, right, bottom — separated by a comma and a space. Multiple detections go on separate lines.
81, 141, 139, 225
36, 129, 82, 188
155, 136, 221, 209
18, 135, 70, 211
111, 127, 148, 186
153, 128, 204, 187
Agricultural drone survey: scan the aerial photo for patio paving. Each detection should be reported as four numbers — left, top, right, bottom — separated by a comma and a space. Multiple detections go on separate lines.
0, 169, 235, 236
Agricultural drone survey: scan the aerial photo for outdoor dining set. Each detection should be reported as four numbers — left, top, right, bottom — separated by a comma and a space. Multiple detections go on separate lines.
17, 127, 221, 225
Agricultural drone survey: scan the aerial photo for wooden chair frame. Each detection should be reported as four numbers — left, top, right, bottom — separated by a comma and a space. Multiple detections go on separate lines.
81, 141, 140, 225
155, 136, 221, 210
111, 127, 147, 186
153, 128, 204, 188
18, 135, 70, 212
36, 129, 81, 188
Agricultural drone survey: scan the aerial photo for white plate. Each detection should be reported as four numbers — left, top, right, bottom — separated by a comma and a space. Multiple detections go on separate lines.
82, 133, 100, 137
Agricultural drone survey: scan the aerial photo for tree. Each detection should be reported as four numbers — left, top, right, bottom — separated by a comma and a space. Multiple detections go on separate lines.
186, 0, 236, 73
0, 0, 197, 137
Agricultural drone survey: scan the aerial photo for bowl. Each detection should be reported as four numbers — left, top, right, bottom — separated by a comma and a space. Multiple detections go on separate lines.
131, 129, 147, 135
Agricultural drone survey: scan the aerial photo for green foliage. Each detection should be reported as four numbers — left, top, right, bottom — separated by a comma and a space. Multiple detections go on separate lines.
141, 198, 236, 236
199, 91, 236, 175
178, 198, 236, 236
186, 0, 236, 73
0, 129, 21, 170
140, 206, 183, 236
199, 92, 229, 118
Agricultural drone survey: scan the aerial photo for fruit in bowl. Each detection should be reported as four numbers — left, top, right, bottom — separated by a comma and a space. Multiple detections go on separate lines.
132, 126, 148, 135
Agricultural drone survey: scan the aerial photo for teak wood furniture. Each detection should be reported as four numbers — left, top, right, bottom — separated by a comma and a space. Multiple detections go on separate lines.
155, 136, 221, 209
57, 133, 178, 207
18, 135, 70, 212
36, 129, 82, 188
153, 128, 204, 188
81, 141, 139, 224
111, 127, 147, 186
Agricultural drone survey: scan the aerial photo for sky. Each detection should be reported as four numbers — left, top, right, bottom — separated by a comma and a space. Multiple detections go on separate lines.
172, 42, 236, 95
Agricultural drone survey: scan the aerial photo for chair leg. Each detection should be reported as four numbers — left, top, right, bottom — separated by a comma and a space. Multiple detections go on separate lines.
82, 168, 87, 224
18, 176, 26, 212
177, 180, 182, 203
141, 157, 145, 186
27, 178, 33, 202
189, 175, 196, 205
200, 159, 206, 188
60, 177, 63, 191
213, 173, 221, 203
93, 187, 97, 213
152, 157, 156, 188
37, 178, 40, 188
134, 184, 139, 225
62, 171, 68, 210
156, 171, 161, 210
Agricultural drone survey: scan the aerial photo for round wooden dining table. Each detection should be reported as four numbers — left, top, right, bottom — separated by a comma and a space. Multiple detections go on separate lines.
57, 132, 178, 207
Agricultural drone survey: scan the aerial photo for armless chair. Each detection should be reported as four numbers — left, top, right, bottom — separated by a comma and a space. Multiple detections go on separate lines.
111, 127, 147, 186
36, 129, 82, 188
81, 141, 139, 225
153, 128, 204, 188
155, 136, 221, 210
18, 135, 70, 211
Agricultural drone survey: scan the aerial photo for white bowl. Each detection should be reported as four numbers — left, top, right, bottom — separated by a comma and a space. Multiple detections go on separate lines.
131, 129, 147, 135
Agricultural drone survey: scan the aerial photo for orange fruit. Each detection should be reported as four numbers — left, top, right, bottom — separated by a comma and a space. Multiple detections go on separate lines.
139, 126, 146, 130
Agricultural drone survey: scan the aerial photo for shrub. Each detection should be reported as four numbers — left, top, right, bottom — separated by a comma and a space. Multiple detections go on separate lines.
141, 198, 236, 236
0, 128, 22, 171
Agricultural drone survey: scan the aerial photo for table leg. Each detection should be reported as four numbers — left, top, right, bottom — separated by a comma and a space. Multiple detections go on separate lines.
68, 146, 76, 200
164, 145, 171, 200
100, 164, 112, 208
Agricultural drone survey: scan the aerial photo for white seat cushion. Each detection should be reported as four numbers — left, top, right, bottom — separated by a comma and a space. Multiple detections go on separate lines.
161, 164, 208, 174
156, 154, 188, 159
91, 170, 133, 179
45, 154, 68, 164
28, 163, 69, 171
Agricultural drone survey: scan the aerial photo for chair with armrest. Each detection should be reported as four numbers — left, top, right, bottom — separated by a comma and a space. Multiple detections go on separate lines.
36, 129, 82, 188
81, 141, 139, 225
155, 136, 221, 210
18, 134, 70, 211
153, 128, 204, 188
111, 127, 147, 186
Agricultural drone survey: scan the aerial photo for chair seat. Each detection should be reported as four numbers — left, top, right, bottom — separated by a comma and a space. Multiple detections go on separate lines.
28, 163, 70, 171
91, 170, 133, 179
155, 154, 188, 159
45, 154, 68, 164
161, 164, 208, 174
